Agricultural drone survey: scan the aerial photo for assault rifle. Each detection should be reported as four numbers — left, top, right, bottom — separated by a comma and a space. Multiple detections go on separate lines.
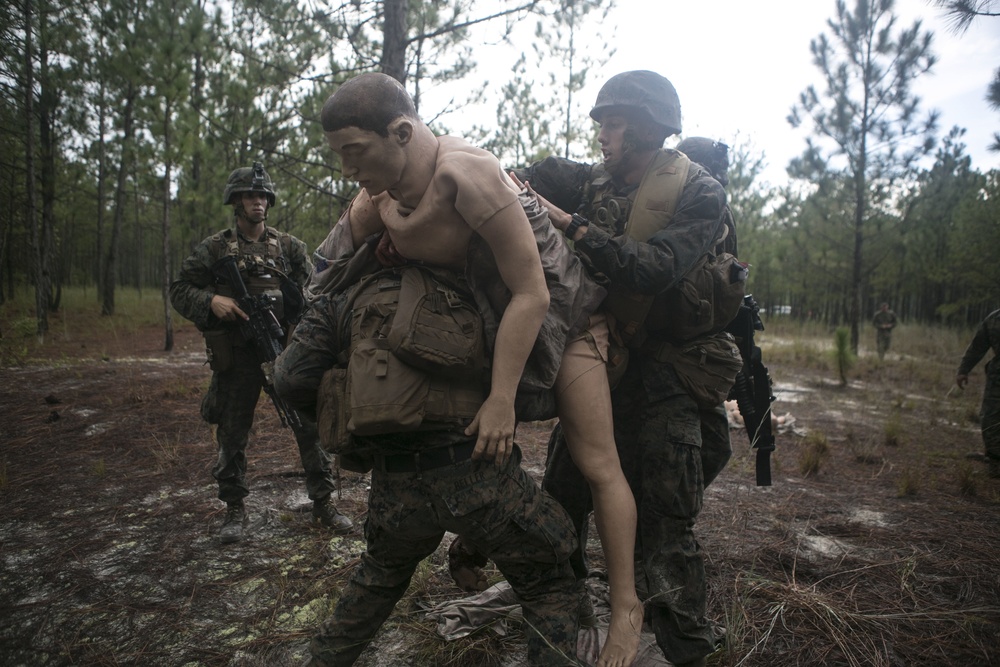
726, 294, 775, 486
212, 255, 303, 429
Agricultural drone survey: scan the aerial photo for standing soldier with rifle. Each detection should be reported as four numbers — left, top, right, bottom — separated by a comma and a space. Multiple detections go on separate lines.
170, 163, 353, 545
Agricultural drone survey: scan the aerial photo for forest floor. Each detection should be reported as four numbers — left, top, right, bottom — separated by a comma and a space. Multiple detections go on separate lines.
1, 305, 999, 667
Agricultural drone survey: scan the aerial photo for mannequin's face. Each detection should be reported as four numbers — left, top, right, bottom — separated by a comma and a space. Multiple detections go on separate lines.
325, 118, 412, 197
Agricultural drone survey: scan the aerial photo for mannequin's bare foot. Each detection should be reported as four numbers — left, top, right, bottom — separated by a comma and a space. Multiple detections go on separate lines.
597, 599, 643, 667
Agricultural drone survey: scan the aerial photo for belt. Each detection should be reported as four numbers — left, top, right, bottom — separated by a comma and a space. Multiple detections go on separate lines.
377, 441, 477, 473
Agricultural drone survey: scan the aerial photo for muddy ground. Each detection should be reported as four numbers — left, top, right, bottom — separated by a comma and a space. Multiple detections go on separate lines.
1, 314, 999, 667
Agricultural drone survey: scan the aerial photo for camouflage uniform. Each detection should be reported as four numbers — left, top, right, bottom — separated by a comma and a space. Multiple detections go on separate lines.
873, 307, 898, 359
957, 309, 1000, 475
275, 291, 581, 667
523, 152, 732, 665
169, 226, 337, 504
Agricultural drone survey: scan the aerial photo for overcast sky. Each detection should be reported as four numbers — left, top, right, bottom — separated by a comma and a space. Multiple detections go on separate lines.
428, 0, 1000, 187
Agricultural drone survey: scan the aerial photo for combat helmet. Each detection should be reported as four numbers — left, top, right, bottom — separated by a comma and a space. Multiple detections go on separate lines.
223, 162, 276, 207
589, 70, 682, 136
676, 137, 729, 186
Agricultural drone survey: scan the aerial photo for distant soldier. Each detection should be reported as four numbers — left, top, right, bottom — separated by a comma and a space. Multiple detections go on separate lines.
169, 163, 352, 545
955, 309, 1000, 478
873, 302, 898, 359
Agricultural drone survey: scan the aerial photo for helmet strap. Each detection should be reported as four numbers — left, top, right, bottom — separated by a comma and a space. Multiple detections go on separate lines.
233, 200, 268, 224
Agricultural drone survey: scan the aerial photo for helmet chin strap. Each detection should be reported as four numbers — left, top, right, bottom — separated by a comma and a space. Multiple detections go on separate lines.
233, 200, 268, 224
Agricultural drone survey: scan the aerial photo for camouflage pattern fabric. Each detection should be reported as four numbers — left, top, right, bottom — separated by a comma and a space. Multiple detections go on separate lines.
169, 225, 336, 503
307, 445, 580, 666
276, 295, 582, 667
873, 309, 897, 359
170, 226, 311, 331
199, 342, 335, 502
958, 309, 1000, 466
525, 156, 731, 665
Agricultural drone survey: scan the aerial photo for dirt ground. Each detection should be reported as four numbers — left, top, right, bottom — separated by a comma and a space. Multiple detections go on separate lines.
1, 313, 999, 667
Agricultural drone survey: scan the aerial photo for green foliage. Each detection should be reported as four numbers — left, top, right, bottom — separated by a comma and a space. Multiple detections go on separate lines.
832, 327, 855, 385
883, 412, 904, 447
788, 0, 938, 352
896, 467, 919, 497
2, 0, 998, 341
799, 432, 830, 477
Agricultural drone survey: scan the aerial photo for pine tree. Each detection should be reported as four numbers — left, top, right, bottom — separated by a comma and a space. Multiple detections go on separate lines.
788, 0, 939, 353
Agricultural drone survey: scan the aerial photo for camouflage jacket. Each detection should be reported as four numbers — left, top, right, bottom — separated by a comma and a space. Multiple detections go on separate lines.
169, 224, 311, 331
958, 309, 1000, 378
516, 155, 731, 305
873, 310, 897, 330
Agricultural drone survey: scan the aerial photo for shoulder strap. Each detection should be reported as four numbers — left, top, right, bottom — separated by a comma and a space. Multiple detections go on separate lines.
623, 149, 691, 242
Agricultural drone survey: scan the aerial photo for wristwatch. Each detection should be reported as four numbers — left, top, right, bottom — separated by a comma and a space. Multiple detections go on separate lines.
564, 213, 588, 240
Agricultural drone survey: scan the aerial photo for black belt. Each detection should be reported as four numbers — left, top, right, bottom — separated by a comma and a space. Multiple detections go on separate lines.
377, 441, 477, 473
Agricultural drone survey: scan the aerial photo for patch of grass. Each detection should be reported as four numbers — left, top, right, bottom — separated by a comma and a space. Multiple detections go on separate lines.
799, 432, 830, 477
405, 617, 513, 667
957, 462, 977, 498
151, 434, 181, 471
91, 458, 107, 478
404, 560, 436, 603
162, 379, 197, 399
846, 430, 883, 465
883, 412, 904, 447
897, 467, 919, 497
0, 285, 193, 362
0, 461, 7, 490
831, 327, 855, 386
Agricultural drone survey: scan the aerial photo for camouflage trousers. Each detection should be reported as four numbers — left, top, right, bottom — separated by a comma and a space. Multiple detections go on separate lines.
309, 443, 581, 667
981, 374, 1000, 466
876, 330, 893, 359
543, 356, 729, 665
199, 343, 336, 503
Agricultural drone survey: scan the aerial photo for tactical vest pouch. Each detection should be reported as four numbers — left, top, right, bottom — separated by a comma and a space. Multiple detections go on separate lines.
388, 266, 486, 378
317, 367, 350, 451
348, 338, 430, 435
647, 332, 744, 409
648, 252, 747, 343
203, 329, 235, 372
341, 267, 486, 438
317, 367, 373, 473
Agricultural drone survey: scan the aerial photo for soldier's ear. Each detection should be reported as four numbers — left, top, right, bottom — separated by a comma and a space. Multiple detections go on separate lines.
389, 117, 414, 146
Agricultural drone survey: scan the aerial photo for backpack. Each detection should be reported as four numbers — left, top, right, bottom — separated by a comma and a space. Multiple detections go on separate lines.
315, 265, 486, 464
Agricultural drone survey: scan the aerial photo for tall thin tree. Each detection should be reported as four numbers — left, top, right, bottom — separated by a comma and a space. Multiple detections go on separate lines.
788, 0, 938, 353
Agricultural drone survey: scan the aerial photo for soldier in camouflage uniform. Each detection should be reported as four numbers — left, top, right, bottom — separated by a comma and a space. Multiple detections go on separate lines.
169, 163, 352, 545
520, 72, 733, 667
274, 73, 580, 666
873, 303, 898, 359
955, 309, 1000, 478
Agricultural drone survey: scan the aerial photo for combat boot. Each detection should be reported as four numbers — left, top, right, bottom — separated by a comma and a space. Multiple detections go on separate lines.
219, 500, 247, 544
312, 495, 353, 534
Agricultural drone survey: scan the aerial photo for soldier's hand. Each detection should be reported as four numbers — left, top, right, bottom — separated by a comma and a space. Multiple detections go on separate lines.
956, 373, 969, 390
210, 295, 248, 322
375, 231, 407, 267
466, 394, 515, 466
509, 171, 571, 231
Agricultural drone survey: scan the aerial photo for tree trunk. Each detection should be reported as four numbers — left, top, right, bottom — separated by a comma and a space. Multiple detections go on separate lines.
23, 0, 47, 338
96, 81, 107, 298
381, 0, 407, 83
162, 106, 174, 352
39, 24, 58, 313
102, 83, 136, 317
